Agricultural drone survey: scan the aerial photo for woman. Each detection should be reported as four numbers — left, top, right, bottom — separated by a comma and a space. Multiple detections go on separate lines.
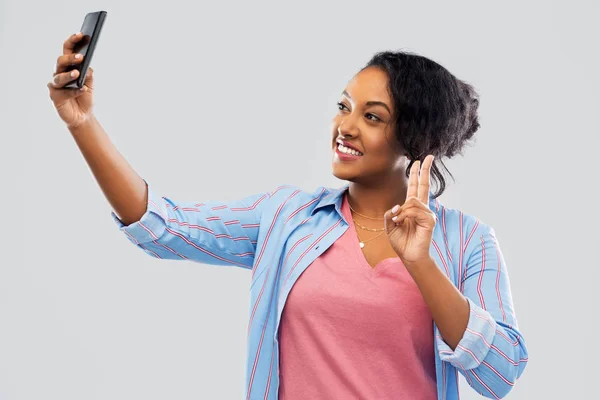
48, 32, 528, 400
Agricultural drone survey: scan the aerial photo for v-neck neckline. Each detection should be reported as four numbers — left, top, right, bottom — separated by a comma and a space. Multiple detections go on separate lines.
341, 193, 401, 277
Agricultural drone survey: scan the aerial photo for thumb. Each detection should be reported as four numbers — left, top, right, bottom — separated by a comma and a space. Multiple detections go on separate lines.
83, 67, 94, 89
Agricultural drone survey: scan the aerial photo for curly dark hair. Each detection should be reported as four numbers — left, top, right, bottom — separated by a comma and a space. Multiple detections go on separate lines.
363, 50, 481, 198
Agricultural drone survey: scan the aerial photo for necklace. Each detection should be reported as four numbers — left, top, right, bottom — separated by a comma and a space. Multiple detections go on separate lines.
356, 230, 386, 249
348, 203, 384, 220
348, 201, 386, 249
350, 209, 386, 248
353, 219, 385, 232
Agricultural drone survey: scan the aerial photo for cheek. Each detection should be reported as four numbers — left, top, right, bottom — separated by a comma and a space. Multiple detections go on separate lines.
379, 130, 401, 157
364, 132, 390, 155
364, 134, 399, 164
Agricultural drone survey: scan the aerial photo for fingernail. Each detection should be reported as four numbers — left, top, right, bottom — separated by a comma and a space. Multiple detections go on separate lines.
392, 216, 398, 222
71, 70, 77, 77
392, 205, 399, 214
74, 54, 82, 59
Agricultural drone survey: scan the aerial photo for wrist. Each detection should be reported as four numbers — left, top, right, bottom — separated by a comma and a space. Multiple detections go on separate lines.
403, 255, 436, 272
68, 113, 96, 135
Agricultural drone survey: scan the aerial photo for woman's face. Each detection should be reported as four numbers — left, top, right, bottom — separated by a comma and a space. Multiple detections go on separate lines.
331, 66, 407, 184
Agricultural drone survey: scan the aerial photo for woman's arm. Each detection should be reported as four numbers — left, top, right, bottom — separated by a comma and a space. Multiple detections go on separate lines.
425, 224, 529, 399
69, 113, 282, 269
388, 158, 528, 397
112, 185, 275, 269
69, 114, 147, 225
405, 257, 470, 349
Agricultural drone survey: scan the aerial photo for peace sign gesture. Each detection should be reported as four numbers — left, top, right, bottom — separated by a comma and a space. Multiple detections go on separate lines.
385, 155, 437, 269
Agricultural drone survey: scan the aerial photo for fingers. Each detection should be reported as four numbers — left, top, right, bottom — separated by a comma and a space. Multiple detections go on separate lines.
47, 69, 91, 106
385, 203, 407, 231
47, 81, 87, 105
63, 32, 83, 55
383, 206, 397, 232
387, 198, 433, 225
48, 67, 93, 99
394, 207, 429, 227
54, 52, 84, 75
390, 200, 436, 227
47, 33, 92, 104
406, 160, 420, 199
49, 69, 80, 89
49, 84, 87, 98
47, 76, 88, 95
406, 154, 435, 205
418, 155, 434, 205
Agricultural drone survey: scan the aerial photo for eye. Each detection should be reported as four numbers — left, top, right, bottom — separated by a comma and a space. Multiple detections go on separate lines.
337, 102, 349, 112
366, 113, 381, 122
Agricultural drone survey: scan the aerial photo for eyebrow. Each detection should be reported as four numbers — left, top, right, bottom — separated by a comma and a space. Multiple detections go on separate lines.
342, 90, 391, 114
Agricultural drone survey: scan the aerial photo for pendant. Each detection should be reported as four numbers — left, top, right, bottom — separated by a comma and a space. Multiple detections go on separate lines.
359, 242, 365, 249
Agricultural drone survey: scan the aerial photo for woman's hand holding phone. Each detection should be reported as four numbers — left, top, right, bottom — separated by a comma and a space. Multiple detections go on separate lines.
44, 13, 148, 226
47, 32, 95, 130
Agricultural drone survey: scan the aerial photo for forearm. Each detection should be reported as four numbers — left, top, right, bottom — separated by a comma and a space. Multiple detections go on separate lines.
406, 257, 469, 349
69, 114, 148, 225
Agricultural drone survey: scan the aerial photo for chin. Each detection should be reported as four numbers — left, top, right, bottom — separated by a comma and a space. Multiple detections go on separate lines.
331, 163, 358, 182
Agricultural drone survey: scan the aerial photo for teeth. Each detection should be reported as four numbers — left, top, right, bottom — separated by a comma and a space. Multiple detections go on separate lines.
337, 143, 363, 156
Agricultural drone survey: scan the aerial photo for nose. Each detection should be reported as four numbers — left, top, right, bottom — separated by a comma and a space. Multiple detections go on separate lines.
337, 117, 359, 139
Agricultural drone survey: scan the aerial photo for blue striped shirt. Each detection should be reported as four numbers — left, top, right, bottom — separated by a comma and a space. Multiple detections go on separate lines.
112, 182, 528, 399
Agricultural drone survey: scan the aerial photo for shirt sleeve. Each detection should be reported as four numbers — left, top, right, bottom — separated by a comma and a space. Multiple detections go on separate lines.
436, 223, 529, 399
111, 181, 275, 270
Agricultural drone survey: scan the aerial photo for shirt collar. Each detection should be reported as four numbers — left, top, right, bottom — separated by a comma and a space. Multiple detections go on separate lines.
312, 183, 438, 217
311, 184, 350, 216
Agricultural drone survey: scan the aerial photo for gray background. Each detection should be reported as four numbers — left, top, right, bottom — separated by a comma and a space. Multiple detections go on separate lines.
1, 0, 599, 398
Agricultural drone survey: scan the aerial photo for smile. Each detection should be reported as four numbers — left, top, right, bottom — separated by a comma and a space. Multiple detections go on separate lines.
336, 143, 363, 156
335, 144, 363, 161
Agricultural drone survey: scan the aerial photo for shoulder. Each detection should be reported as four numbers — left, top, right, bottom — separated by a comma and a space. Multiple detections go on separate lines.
264, 184, 335, 210
266, 184, 333, 200
432, 198, 497, 247
266, 184, 332, 198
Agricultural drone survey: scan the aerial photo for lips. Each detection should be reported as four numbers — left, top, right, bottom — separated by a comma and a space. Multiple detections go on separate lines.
335, 146, 362, 161
334, 139, 364, 161
336, 140, 363, 154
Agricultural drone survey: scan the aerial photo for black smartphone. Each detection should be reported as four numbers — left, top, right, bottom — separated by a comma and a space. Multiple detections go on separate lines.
65, 11, 107, 89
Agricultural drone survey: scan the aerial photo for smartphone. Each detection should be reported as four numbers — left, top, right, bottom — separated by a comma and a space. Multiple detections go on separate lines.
65, 11, 107, 89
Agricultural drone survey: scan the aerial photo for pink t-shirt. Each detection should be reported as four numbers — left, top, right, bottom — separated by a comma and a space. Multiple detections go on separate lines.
278, 193, 437, 399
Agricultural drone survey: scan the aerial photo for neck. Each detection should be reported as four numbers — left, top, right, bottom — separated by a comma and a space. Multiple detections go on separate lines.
347, 175, 410, 219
